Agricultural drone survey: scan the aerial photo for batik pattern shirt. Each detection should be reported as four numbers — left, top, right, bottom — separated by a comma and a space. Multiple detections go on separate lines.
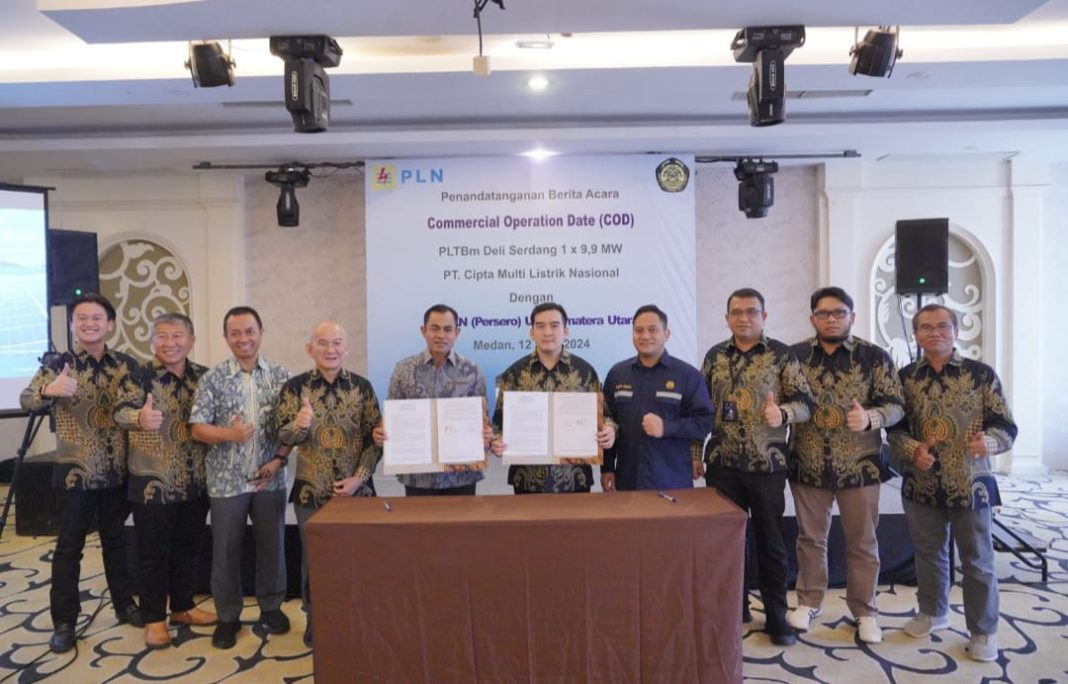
189, 356, 290, 498
21, 347, 139, 490
387, 350, 488, 490
114, 358, 209, 503
789, 336, 904, 489
492, 351, 614, 493
697, 336, 814, 474
278, 368, 383, 509
888, 351, 1017, 510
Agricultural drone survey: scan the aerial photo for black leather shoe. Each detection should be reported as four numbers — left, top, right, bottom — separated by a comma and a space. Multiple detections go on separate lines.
211, 621, 241, 649
769, 631, 798, 647
260, 609, 291, 635
50, 623, 76, 653
302, 621, 313, 647
742, 604, 753, 623
115, 601, 144, 628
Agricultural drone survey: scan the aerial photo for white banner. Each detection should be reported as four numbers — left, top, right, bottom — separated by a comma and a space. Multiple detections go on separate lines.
365, 155, 696, 408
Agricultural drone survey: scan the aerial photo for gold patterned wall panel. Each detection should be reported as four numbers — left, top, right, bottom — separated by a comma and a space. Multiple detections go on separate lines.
99, 240, 191, 361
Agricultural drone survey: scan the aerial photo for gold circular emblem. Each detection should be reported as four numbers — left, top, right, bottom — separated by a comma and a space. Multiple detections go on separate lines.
733, 387, 755, 411
319, 426, 347, 450
922, 418, 954, 442
656, 157, 690, 192
813, 405, 844, 429
665, 380, 675, 390
88, 406, 112, 429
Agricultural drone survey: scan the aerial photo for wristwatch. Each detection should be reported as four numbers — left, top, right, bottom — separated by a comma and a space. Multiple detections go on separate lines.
779, 408, 789, 426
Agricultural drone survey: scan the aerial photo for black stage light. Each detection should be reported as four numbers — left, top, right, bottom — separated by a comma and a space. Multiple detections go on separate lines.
849, 27, 903, 78
265, 165, 311, 227
734, 159, 779, 219
185, 41, 235, 87
731, 26, 805, 127
270, 35, 343, 133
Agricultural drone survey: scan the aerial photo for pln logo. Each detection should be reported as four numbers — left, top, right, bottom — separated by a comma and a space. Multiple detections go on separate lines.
370, 164, 444, 191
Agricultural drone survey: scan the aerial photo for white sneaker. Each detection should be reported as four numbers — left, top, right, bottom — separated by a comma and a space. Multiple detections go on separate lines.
857, 616, 883, 644
903, 612, 951, 638
965, 633, 998, 662
785, 605, 822, 631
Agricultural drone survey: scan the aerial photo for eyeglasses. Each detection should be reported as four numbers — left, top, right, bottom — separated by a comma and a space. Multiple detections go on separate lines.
916, 322, 955, 334
813, 309, 849, 321
728, 308, 763, 319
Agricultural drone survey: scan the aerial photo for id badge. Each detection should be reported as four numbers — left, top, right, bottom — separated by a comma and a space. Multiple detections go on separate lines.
722, 400, 738, 423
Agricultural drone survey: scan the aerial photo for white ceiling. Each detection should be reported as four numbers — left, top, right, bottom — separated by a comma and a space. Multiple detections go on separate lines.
1, 0, 1067, 177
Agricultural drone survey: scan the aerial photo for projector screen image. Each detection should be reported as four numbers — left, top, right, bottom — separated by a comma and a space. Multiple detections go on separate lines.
0, 184, 49, 416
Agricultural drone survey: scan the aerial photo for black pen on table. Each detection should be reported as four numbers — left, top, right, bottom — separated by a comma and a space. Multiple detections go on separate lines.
657, 491, 677, 503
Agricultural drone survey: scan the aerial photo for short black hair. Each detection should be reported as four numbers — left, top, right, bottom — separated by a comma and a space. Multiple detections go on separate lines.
69, 292, 116, 322
912, 303, 958, 332
810, 286, 854, 312
727, 288, 765, 313
153, 312, 194, 336
530, 302, 568, 327
423, 304, 459, 327
223, 306, 262, 334
632, 304, 667, 327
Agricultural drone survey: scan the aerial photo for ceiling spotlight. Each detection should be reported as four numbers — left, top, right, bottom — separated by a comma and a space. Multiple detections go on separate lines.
527, 76, 549, 91
733, 159, 779, 219
516, 40, 554, 50
849, 26, 903, 78
731, 26, 805, 127
185, 40, 235, 88
269, 35, 342, 133
265, 165, 311, 227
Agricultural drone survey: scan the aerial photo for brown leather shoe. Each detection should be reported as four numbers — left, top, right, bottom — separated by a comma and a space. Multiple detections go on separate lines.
145, 622, 171, 650
169, 607, 218, 626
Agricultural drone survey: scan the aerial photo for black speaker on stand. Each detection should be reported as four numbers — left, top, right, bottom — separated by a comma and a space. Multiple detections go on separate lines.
895, 218, 949, 295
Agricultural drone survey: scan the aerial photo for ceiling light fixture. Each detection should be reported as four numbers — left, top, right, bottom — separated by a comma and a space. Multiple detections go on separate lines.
849, 26, 903, 78
734, 159, 779, 219
265, 164, 311, 227
269, 35, 342, 133
516, 40, 554, 50
731, 26, 806, 127
522, 148, 556, 159
527, 76, 549, 91
472, 0, 505, 76
185, 40, 235, 88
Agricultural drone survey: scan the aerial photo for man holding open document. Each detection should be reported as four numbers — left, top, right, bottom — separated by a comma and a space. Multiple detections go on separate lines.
490, 303, 616, 494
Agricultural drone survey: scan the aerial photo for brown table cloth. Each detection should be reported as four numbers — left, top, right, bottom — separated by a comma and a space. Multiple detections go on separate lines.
307, 488, 745, 683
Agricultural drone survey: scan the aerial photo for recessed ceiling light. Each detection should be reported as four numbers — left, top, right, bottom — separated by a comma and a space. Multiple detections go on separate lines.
528, 76, 549, 91
905, 71, 930, 80
516, 40, 554, 50
522, 148, 556, 159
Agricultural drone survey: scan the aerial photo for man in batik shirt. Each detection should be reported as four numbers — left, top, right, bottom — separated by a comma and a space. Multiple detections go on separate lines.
698, 287, 813, 646
277, 320, 383, 646
786, 287, 904, 644
114, 312, 217, 649
889, 303, 1017, 663
21, 293, 144, 653
491, 303, 616, 493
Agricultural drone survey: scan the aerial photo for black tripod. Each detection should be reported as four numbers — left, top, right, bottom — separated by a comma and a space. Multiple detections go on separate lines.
0, 409, 49, 542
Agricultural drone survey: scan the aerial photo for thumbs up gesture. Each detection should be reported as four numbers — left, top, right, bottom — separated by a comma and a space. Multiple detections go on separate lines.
229, 412, 255, 443
913, 438, 938, 471
44, 363, 78, 398
846, 399, 870, 432
138, 392, 164, 430
763, 391, 783, 427
295, 395, 314, 430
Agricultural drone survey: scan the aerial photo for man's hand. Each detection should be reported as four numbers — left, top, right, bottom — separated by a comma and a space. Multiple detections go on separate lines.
846, 399, 870, 432
249, 458, 281, 491
641, 413, 664, 438
44, 363, 78, 398
295, 396, 314, 430
597, 423, 616, 449
229, 412, 255, 443
332, 476, 366, 497
968, 430, 988, 460
482, 423, 493, 450
763, 391, 783, 428
913, 439, 938, 472
601, 472, 617, 492
138, 392, 163, 430
692, 460, 705, 480
372, 421, 387, 447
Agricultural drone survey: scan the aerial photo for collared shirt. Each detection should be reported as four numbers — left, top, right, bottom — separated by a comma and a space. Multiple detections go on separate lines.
602, 351, 713, 490
114, 357, 209, 504
888, 351, 1017, 509
387, 350, 488, 490
189, 356, 290, 498
492, 350, 612, 494
21, 347, 140, 490
278, 368, 382, 509
789, 336, 905, 490
698, 335, 814, 474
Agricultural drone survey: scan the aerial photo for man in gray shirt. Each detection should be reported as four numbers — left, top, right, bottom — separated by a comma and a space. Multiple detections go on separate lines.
376, 304, 490, 495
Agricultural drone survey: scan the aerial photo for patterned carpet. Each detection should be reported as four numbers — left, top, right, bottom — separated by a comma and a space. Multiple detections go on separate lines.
0, 472, 1065, 683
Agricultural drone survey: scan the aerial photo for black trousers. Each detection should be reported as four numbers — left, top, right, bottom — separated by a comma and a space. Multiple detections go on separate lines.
131, 497, 210, 623
706, 466, 791, 635
404, 484, 477, 496
51, 487, 135, 626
